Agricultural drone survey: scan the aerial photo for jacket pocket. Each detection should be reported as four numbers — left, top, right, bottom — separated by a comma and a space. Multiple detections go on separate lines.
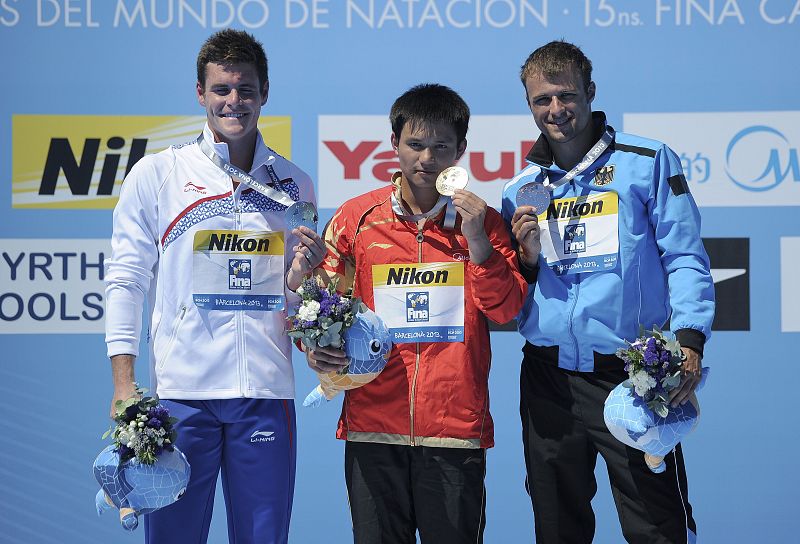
157, 304, 187, 371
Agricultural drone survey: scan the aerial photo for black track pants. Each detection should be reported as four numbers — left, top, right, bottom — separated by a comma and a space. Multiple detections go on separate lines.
345, 441, 487, 544
520, 346, 696, 544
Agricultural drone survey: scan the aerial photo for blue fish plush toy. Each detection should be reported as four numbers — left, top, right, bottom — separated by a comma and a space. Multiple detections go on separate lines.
604, 368, 709, 473
303, 308, 392, 407
93, 445, 190, 530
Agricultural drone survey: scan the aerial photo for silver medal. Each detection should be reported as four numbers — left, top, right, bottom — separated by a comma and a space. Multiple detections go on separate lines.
515, 181, 551, 213
286, 201, 318, 232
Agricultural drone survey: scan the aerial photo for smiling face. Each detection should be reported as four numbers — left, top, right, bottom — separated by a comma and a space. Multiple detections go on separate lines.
525, 68, 596, 150
391, 120, 466, 193
197, 61, 268, 148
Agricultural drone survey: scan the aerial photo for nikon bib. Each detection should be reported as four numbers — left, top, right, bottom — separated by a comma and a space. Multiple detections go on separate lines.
192, 230, 285, 311
372, 262, 465, 343
539, 192, 619, 276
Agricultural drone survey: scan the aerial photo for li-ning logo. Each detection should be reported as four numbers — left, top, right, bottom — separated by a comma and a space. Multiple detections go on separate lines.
564, 223, 587, 254
250, 430, 276, 443
229, 259, 252, 290
183, 181, 207, 194
406, 292, 429, 322
593, 165, 614, 186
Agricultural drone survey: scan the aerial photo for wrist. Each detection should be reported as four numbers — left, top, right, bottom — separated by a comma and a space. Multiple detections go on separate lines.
518, 249, 540, 270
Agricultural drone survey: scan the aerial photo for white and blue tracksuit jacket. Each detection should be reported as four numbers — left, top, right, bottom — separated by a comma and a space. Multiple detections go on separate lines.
501, 112, 715, 372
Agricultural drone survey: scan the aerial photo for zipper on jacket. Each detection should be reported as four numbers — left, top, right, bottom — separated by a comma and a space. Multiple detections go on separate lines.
409, 223, 425, 446
233, 191, 248, 396
158, 305, 186, 370
567, 179, 580, 370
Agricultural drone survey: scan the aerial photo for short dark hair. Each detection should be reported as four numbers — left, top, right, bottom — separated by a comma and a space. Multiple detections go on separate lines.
390, 84, 470, 144
196, 29, 268, 90
519, 40, 593, 92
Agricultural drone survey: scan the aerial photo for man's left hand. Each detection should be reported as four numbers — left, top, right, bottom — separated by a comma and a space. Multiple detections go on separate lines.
452, 189, 492, 264
287, 226, 326, 290
669, 347, 702, 407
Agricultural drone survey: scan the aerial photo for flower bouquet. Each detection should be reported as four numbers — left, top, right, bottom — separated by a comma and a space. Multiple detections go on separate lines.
288, 276, 392, 407
603, 327, 709, 473
93, 386, 190, 530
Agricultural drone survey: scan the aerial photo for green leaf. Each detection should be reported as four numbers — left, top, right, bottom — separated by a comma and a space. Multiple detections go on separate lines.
662, 371, 682, 390
327, 321, 343, 335
102, 428, 113, 440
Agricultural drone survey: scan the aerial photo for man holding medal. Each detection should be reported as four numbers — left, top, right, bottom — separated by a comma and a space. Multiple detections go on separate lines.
502, 41, 715, 543
307, 84, 527, 543
104, 29, 325, 543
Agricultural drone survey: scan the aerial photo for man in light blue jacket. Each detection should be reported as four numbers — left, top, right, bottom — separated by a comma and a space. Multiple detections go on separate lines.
502, 40, 714, 544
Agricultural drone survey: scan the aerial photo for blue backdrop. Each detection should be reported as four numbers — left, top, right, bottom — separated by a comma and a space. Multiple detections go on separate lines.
1, 1, 799, 542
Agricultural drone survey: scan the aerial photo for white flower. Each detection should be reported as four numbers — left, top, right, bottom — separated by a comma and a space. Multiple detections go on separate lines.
296, 285, 304, 295
298, 300, 321, 322
630, 370, 657, 397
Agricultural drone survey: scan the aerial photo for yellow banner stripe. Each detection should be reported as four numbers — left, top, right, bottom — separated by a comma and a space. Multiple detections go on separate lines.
193, 230, 284, 255
372, 262, 464, 287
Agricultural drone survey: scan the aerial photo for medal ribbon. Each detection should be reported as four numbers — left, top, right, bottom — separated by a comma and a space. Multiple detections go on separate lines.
543, 128, 613, 190
390, 190, 457, 230
197, 132, 296, 207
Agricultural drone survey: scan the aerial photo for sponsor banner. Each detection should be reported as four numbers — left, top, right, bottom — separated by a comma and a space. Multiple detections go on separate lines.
318, 115, 535, 209
539, 192, 619, 276
623, 111, 800, 206
372, 262, 465, 343
0, 239, 108, 333
12, 115, 291, 209
781, 237, 800, 333
192, 230, 286, 311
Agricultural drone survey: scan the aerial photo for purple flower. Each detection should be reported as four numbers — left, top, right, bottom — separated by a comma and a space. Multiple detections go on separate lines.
148, 405, 170, 423
643, 337, 661, 366
147, 417, 162, 429
319, 294, 336, 317
124, 404, 140, 420
300, 277, 321, 299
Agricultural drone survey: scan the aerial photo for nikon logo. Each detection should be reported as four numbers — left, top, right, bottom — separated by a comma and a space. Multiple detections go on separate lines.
547, 199, 604, 220
209, 233, 270, 253
40, 136, 148, 196
12, 115, 291, 209
386, 268, 449, 286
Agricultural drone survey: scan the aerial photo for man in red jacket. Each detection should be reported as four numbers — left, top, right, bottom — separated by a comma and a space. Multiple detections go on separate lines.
306, 84, 527, 543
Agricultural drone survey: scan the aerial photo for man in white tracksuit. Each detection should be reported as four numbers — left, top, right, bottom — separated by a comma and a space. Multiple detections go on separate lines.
104, 29, 325, 543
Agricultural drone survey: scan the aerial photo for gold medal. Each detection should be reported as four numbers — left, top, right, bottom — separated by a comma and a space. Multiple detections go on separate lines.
435, 166, 469, 196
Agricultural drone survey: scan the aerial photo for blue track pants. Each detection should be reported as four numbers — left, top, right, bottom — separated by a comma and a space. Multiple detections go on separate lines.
144, 398, 296, 544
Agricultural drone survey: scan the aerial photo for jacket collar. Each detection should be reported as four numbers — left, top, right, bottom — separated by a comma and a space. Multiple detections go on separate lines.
525, 111, 613, 170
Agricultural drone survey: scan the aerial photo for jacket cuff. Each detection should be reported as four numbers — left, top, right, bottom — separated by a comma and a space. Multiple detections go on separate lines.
467, 249, 502, 275
107, 341, 139, 359
675, 328, 706, 357
519, 259, 539, 284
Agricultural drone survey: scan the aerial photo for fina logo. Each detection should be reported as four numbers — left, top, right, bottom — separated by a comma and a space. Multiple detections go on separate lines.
406, 292, 429, 323
725, 126, 800, 192
250, 430, 276, 443
564, 223, 587, 254
228, 259, 252, 290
